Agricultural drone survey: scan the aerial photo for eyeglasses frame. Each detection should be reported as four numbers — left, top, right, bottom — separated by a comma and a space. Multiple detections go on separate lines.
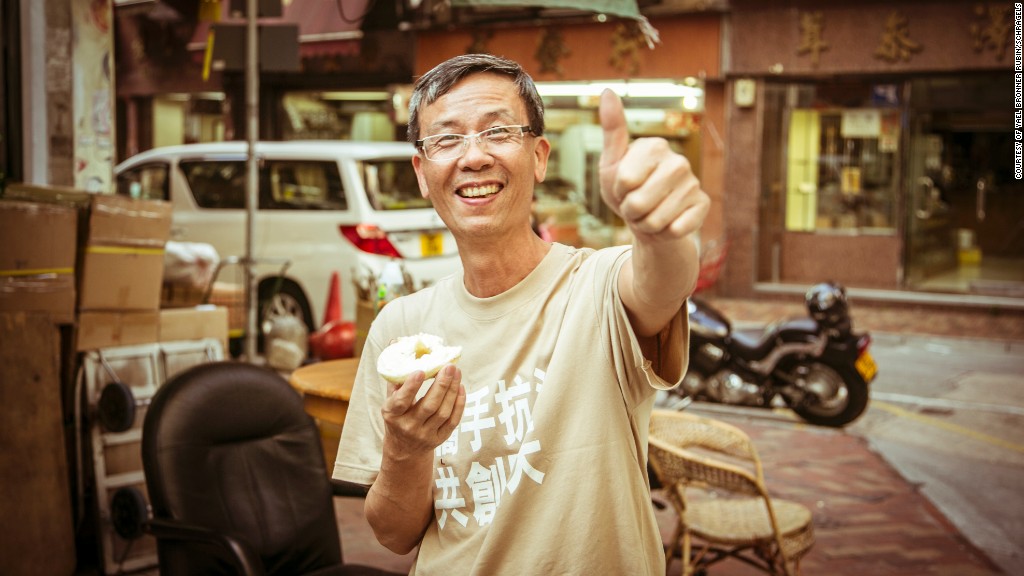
415, 125, 535, 161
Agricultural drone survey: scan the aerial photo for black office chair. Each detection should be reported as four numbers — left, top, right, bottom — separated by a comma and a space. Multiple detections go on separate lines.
136, 360, 400, 576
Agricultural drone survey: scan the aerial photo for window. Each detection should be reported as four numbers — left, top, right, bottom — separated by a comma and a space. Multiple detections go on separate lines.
116, 163, 170, 201
180, 160, 247, 209
360, 159, 430, 211
180, 159, 346, 210
786, 108, 899, 232
265, 160, 346, 210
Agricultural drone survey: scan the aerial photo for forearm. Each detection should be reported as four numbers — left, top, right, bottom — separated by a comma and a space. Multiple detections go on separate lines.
621, 232, 700, 338
365, 438, 436, 554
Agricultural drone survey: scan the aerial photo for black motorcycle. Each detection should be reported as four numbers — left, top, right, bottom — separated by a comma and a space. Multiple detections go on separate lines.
668, 282, 877, 427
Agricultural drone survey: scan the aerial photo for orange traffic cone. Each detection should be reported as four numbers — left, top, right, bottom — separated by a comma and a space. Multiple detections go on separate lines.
322, 271, 343, 326
311, 271, 355, 360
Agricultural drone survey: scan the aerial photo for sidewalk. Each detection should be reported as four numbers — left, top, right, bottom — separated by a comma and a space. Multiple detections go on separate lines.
693, 416, 1003, 575
704, 295, 1024, 343
333, 414, 1003, 575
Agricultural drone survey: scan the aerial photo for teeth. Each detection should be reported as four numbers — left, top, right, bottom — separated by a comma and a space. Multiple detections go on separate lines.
458, 184, 500, 198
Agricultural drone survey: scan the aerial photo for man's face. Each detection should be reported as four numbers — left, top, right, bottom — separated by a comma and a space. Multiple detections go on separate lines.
412, 72, 549, 241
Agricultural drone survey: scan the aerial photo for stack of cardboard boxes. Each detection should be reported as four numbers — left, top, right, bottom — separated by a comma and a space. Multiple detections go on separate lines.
0, 184, 230, 575
76, 192, 172, 350
0, 183, 229, 351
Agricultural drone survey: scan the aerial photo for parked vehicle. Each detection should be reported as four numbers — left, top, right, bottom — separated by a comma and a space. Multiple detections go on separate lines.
114, 141, 460, 338
666, 282, 877, 427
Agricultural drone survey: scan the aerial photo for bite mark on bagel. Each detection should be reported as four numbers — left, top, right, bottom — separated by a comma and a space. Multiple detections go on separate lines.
377, 333, 462, 384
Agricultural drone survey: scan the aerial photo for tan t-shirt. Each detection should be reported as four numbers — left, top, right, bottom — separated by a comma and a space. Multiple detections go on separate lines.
335, 243, 688, 575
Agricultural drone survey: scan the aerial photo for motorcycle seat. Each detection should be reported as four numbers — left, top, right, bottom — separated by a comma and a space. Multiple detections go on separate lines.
729, 317, 819, 362
729, 328, 777, 361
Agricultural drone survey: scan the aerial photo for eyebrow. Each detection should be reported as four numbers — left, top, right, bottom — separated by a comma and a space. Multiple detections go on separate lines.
426, 109, 519, 135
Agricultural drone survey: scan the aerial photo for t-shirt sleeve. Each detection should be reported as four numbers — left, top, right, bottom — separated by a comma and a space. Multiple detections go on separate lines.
332, 333, 388, 485
597, 246, 690, 402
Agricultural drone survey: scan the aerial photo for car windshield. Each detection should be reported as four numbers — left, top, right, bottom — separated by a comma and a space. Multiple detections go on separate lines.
361, 159, 431, 211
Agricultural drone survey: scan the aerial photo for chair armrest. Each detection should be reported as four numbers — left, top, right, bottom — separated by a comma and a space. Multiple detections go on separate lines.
146, 517, 265, 576
331, 477, 370, 498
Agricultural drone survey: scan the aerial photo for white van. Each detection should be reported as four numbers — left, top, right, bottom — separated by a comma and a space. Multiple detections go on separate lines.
114, 140, 460, 338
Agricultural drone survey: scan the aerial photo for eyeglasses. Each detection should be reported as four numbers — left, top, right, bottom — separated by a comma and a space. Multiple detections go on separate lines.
416, 125, 534, 161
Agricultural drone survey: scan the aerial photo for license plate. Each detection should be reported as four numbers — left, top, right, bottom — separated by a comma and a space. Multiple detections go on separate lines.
855, 351, 878, 383
420, 232, 443, 257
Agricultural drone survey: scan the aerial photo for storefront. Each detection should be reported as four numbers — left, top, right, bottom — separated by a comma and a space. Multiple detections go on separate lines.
724, 1, 1021, 303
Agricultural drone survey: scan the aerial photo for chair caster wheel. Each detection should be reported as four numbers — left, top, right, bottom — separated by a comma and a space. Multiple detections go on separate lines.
111, 487, 148, 540
98, 381, 136, 433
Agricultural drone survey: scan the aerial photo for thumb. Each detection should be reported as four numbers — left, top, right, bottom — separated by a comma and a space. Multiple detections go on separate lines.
599, 89, 629, 169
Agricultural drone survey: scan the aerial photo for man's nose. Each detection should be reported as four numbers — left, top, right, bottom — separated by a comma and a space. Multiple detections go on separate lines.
460, 135, 494, 166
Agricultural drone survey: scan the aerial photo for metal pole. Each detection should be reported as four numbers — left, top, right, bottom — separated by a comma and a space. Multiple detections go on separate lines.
244, 0, 259, 361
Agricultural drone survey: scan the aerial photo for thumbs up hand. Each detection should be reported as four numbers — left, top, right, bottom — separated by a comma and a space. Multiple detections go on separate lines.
599, 89, 709, 242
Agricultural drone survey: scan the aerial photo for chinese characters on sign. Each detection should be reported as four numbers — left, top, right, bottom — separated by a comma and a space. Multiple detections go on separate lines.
536, 28, 571, 76
797, 11, 829, 67
610, 21, 646, 76
466, 30, 494, 55
874, 11, 921, 63
793, 7, 1015, 67
972, 3, 1012, 61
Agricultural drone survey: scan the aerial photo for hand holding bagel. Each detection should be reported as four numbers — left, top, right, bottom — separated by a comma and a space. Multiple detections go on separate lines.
378, 334, 466, 456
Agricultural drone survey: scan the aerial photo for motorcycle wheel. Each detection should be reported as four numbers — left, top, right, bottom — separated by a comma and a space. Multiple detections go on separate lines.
785, 358, 869, 427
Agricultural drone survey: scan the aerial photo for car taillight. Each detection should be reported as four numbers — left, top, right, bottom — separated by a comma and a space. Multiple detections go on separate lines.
340, 224, 402, 258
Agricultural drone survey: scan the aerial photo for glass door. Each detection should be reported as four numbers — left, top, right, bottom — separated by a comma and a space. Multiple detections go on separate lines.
904, 75, 1024, 296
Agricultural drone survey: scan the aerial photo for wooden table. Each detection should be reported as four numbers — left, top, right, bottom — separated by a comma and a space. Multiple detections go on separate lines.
288, 357, 359, 470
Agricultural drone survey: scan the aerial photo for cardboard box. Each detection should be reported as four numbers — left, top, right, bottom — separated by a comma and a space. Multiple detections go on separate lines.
4, 184, 173, 313
354, 297, 375, 357
85, 194, 172, 248
77, 311, 160, 351
160, 282, 208, 308
0, 200, 78, 322
79, 247, 167, 311
78, 195, 172, 311
159, 306, 229, 353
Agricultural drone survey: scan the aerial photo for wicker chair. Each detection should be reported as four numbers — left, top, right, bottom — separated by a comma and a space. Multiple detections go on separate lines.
648, 410, 814, 576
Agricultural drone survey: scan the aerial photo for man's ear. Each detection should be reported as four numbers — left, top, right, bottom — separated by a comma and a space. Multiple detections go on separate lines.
533, 136, 551, 184
412, 154, 430, 199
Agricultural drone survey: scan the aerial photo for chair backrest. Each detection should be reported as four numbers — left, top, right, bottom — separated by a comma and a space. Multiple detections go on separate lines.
142, 361, 343, 575
648, 410, 766, 497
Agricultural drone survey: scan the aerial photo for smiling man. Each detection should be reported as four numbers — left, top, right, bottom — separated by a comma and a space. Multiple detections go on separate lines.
334, 53, 709, 575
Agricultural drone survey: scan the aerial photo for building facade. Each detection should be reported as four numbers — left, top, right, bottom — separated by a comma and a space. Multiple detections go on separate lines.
722, 0, 1022, 315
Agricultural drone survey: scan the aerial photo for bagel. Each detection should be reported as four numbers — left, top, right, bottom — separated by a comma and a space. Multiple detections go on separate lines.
376, 333, 462, 384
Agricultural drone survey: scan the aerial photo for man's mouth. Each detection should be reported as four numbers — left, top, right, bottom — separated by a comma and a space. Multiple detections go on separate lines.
457, 183, 502, 198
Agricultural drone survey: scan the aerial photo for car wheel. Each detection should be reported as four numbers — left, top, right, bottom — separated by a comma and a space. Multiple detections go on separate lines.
257, 280, 313, 352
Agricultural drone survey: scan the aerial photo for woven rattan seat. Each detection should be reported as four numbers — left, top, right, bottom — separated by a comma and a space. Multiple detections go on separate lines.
648, 410, 814, 576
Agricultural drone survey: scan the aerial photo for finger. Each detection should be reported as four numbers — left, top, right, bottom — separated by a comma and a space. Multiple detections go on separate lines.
599, 89, 629, 168
426, 365, 462, 428
438, 385, 467, 440
632, 185, 704, 236
616, 142, 685, 222
416, 363, 458, 417
384, 371, 425, 415
668, 190, 711, 237
599, 90, 630, 210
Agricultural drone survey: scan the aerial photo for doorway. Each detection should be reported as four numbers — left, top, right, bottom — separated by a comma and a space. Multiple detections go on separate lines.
905, 75, 1024, 296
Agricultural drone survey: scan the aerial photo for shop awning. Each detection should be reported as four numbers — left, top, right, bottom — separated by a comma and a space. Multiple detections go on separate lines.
450, 0, 657, 46
450, 0, 641, 19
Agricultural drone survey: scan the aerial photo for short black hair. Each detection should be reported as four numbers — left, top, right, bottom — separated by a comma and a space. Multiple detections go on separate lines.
407, 54, 545, 145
